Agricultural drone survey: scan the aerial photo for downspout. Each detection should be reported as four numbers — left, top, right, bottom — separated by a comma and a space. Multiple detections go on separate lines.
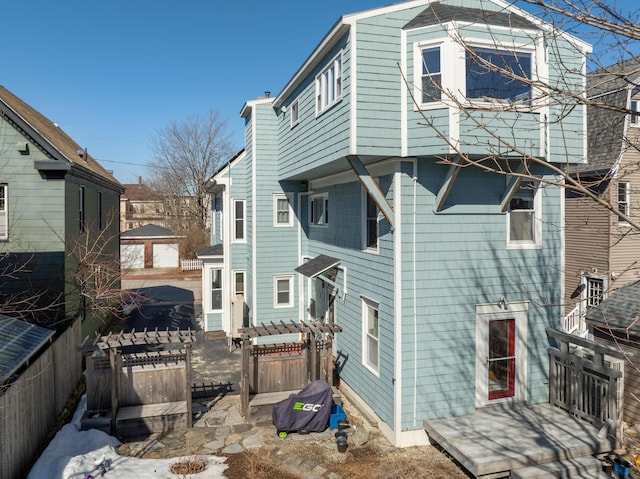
412, 166, 418, 428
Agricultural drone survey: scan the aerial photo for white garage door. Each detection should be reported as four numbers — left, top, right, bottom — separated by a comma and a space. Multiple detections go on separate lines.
152, 243, 179, 268
121, 244, 144, 269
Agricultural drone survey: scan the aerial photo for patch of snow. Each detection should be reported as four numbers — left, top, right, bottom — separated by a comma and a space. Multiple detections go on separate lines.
28, 396, 227, 479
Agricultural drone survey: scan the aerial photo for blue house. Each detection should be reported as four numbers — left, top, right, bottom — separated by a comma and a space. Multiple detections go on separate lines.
202, 0, 590, 447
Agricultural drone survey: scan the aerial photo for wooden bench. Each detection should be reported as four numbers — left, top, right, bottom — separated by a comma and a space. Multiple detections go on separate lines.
116, 401, 188, 437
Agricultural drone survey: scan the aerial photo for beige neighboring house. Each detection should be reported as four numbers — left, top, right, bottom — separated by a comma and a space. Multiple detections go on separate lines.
564, 56, 640, 335
120, 177, 167, 231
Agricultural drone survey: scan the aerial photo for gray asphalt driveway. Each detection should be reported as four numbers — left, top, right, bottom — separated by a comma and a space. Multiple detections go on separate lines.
121, 276, 241, 398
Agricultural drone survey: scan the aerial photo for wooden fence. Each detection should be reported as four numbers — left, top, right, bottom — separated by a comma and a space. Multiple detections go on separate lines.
547, 328, 624, 428
0, 318, 82, 479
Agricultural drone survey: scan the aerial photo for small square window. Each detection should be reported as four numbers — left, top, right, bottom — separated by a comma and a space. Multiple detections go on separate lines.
309, 193, 328, 227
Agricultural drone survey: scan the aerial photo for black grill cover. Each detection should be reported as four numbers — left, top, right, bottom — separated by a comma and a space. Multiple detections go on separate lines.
272, 380, 333, 433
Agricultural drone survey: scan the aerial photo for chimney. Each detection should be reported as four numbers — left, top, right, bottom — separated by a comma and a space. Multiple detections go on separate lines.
138, 176, 142, 185
265, 91, 270, 98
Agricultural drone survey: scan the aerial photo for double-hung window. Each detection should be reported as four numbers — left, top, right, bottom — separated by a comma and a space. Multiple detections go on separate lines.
362, 297, 380, 374
618, 181, 630, 225
274, 194, 293, 226
211, 267, 222, 311
421, 47, 441, 103
309, 193, 328, 227
274, 275, 293, 308
466, 47, 532, 103
233, 199, 245, 241
0, 184, 7, 240
316, 54, 342, 115
508, 180, 540, 248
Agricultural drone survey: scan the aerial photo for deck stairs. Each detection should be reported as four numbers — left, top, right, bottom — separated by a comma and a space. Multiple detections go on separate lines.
510, 455, 611, 479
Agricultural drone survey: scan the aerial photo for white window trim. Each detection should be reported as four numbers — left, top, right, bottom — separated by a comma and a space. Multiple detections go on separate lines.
0, 184, 8, 240
618, 181, 630, 227
362, 184, 380, 253
506, 180, 542, 250
274, 274, 294, 308
413, 34, 537, 112
630, 99, 640, 127
209, 266, 223, 313
232, 198, 246, 243
582, 272, 607, 310
274, 193, 294, 227
232, 269, 246, 297
315, 52, 343, 117
362, 296, 380, 376
413, 40, 446, 110
309, 192, 329, 227
290, 98, 300, 128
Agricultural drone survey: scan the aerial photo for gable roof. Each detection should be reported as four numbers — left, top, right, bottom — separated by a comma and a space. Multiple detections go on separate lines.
0, 315, 54, 383
0, 85, 121, 190
570, 56, 640, 176
404, 3, 537, 30
121, 224, 182, 239
585, 280, 640, 333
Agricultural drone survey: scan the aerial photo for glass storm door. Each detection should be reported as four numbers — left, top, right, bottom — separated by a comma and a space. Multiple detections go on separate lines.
487, 318, 516, 400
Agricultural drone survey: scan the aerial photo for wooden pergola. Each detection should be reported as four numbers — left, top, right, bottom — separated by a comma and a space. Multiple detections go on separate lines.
239, 320, 342, 417
80, 328, 196, 434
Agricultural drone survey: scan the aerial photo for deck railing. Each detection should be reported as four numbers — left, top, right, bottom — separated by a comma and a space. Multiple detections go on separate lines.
562, 304, 581, 335
181, 259, 202, 271
547, 328, 624, 428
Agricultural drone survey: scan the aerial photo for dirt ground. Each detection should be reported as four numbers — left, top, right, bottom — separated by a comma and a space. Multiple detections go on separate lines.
222, 438, 470, 479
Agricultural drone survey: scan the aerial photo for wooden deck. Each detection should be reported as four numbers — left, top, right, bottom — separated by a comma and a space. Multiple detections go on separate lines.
424, 403, 616, 479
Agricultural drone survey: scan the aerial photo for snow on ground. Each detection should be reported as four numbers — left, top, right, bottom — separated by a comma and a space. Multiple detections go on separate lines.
27, 396, 227, 479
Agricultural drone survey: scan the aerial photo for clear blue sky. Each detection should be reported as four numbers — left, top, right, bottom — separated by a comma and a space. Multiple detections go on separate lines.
1, 0, 638, 184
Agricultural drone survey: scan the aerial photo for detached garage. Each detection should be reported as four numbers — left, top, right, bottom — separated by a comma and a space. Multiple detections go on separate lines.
120, 224, 184, 270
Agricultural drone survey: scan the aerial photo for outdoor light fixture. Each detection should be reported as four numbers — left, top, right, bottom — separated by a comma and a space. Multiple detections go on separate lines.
497, 296, 509, 309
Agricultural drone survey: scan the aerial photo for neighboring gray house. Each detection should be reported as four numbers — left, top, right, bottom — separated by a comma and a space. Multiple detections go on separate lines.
203, 0, 590, 447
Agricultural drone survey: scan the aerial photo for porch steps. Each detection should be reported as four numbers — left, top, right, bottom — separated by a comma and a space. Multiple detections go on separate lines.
511, 456, 609, 479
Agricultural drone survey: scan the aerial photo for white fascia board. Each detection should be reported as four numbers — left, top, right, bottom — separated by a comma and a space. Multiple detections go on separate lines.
274, 0, 435, 108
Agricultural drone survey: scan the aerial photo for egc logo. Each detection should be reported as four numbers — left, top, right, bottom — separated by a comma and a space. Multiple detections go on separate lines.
292, 401, 324, 412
